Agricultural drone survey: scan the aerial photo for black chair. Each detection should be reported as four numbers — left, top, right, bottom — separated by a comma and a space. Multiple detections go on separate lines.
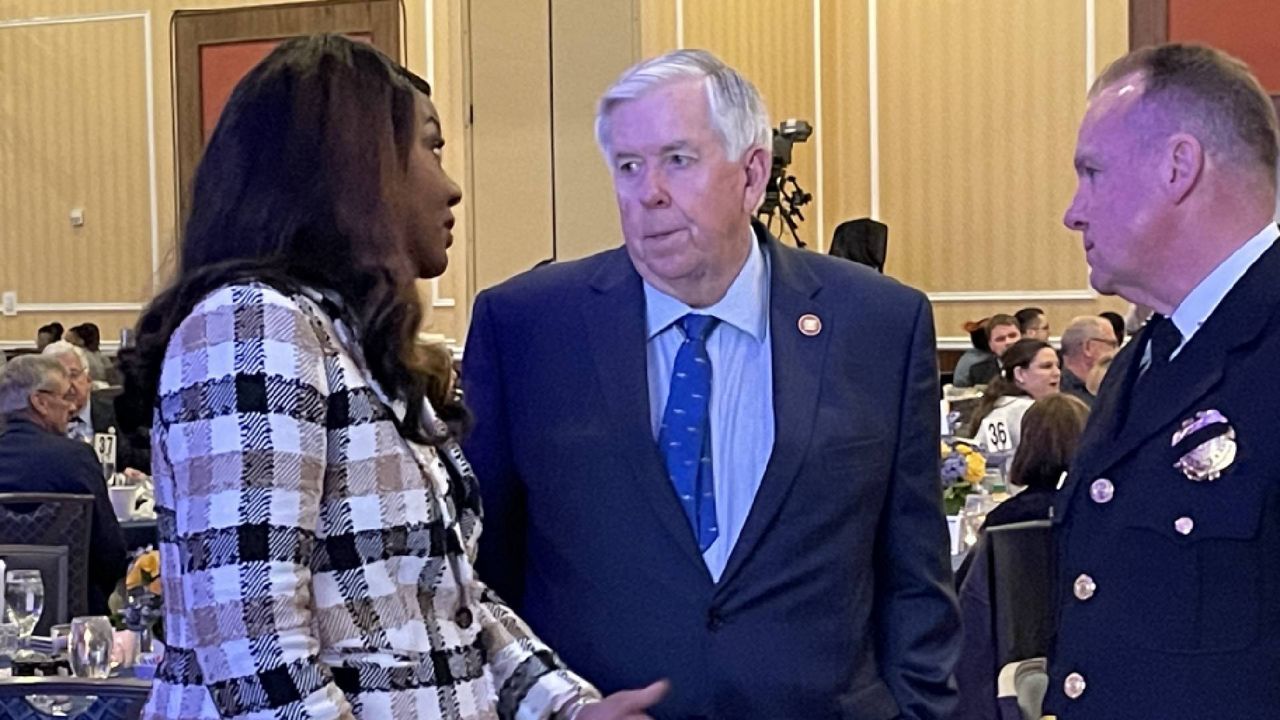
829, 218, 888, 273
985, 519, 1056, 668
0, 545, 69, 635
0, 676, 149, 720
0, 494, 93, 623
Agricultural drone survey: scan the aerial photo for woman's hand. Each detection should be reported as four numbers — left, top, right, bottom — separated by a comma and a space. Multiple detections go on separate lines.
573, 680, 669, 720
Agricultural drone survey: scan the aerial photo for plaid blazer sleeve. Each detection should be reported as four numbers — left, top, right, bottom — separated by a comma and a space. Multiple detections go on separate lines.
157, 285, 354, 719
476, 583, 601, 718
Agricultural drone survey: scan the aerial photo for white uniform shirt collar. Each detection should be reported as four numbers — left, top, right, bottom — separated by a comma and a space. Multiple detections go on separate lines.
1170, 222, 1279, 347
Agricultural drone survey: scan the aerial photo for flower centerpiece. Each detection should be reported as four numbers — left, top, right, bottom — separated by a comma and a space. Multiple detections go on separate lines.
941, 440, 988, 515
119, 549, 163, 653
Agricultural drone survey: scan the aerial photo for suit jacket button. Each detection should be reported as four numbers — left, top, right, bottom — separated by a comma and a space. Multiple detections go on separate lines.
455, 607, 474, 629
707, 609, 724, 631
1174, 516, 1195, 535
1073, 573, 1096, 601
1089, 478, 1114, 504
1064, 672, 1087, 699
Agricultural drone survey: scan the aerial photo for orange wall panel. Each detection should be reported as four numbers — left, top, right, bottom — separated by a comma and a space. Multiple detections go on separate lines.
1169, 0, 1280, 92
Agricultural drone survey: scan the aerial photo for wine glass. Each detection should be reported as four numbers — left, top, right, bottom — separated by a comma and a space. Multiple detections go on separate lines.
4, 570, 44, 639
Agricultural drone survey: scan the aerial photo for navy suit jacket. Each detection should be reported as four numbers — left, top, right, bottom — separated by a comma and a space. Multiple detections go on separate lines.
463, 229, 960, 720
1047, 234, 1280, 718
0, 415, 128, 614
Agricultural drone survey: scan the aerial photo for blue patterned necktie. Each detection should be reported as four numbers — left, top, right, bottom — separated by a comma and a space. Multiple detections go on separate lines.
659, 313, 720, 552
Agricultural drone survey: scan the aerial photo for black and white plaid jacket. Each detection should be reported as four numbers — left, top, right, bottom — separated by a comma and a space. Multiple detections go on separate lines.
142, 283, 596, 719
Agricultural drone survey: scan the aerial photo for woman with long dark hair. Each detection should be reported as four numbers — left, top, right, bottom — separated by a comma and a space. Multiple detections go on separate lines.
963, 338, 1060, 455
126, 35, 661, 720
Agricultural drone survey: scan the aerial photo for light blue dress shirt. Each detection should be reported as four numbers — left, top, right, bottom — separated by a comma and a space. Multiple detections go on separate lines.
644, 234, 774, 582
1168, 222, 1279, 358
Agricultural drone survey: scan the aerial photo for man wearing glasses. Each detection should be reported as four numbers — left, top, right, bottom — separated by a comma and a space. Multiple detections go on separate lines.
0, 355, 127, 614
1059, 315, 1118, 408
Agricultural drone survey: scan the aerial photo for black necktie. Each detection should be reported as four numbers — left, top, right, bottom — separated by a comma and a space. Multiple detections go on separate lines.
1144, 315, 1182, 375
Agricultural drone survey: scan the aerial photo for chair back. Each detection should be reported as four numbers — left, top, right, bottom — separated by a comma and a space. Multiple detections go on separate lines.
829, 217, 888, 273
985, 519, 1056, 667
996, 657, 1049, 720
0, 676, 149, 720
0, 544, 69, 635
0, 494, 93, 621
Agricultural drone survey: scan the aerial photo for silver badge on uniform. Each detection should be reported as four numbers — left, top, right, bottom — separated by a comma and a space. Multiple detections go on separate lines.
1170, 409, 1237, 482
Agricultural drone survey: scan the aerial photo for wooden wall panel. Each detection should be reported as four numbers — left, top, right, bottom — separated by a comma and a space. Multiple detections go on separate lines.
682, 0, 820, 248
819, 1, 872, 244
637, 0, 677, 58
0, 0, 474, 346
878, 0, 1088, 294
466, 1, 555, 291
551, 0, 637, 262
0, 17, 154, 310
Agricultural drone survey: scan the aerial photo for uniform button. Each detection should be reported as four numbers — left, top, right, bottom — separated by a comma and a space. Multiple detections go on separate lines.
707, 608, 725, 631
1073, 574, 1096, 601
1089, 478, 1114, 504
1174, 516, 1195, 535
1064, 672, 1087, 699
454, 607, 473, 629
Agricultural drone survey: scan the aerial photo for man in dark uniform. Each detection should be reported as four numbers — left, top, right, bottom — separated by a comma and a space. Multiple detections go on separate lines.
1050, 44, 1280, 717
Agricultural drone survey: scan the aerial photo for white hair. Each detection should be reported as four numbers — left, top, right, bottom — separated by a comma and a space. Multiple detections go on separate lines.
594, 48, 772, 162
42, 340, 88, 369
0, 355, 66, 414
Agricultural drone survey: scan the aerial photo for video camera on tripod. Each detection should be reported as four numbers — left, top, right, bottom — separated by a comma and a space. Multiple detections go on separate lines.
757, 118, 813, 247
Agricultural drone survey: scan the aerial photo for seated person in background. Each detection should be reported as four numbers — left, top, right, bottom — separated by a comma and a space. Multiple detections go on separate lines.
963, 339, 1060, 455
951, 393, 1090, 720
43, 341, 149, 472
1098, 311, 1126, 349
986, 313, 1022, 362
1085, 349, 1117, 397
65, 323, 113, 385
952, 318, 996, 388
0, 355, 128, 615
110, 347, 152, 469
1016, 306, 1050, 341
1058, 315, 1117, 408
421, 342, 472, 439
42, 341, 93, 442
35, 322, 63, 352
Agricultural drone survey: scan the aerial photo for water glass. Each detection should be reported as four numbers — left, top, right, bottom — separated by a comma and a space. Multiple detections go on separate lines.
4, 570, 44, 638
0, 623, 17, 678
69, 616, 114, 679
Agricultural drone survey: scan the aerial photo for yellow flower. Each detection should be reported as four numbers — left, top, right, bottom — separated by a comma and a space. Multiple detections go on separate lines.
940, 441, 952, 458
955, 443, 973, 456
964, 452, 987, 484
126, 550, 162, 595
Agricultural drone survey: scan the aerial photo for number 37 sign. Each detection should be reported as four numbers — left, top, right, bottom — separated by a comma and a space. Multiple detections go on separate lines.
93, 432, 117, 466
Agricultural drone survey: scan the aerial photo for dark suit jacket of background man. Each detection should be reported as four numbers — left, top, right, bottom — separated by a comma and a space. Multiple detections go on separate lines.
463, 227, 960, 720
1046, 235, 1280, 718
0, 415, 128, 614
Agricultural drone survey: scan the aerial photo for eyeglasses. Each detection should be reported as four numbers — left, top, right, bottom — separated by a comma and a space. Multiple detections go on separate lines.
1088, 337, 1119, 349
35, 388, 75, 403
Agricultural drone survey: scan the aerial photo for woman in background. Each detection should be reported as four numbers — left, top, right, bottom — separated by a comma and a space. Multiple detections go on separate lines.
952, 393, 1091, 719
125, 35, 661, 720
964, 339, 1060, 456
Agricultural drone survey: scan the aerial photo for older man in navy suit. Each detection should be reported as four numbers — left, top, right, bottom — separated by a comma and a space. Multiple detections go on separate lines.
464, 49, 959, 719
1050, 44, 1280, 717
